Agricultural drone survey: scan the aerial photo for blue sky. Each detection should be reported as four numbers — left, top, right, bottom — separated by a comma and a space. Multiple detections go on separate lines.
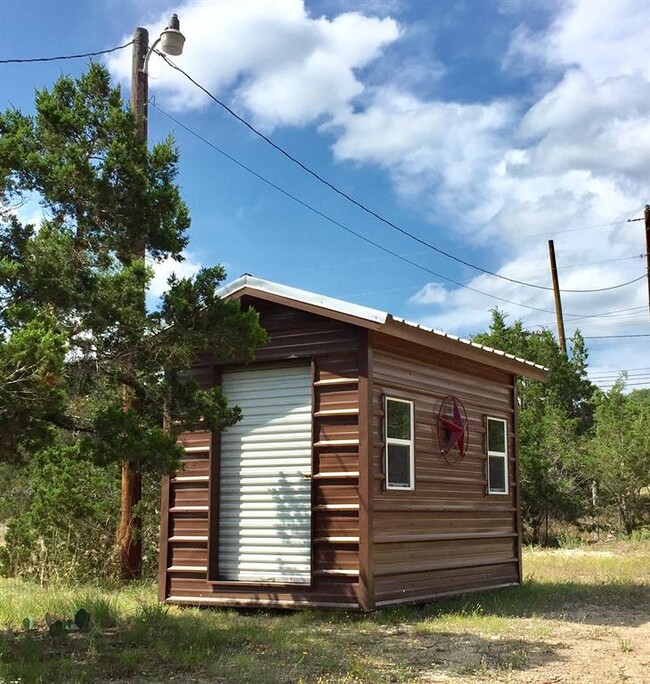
1, 0, 649, 388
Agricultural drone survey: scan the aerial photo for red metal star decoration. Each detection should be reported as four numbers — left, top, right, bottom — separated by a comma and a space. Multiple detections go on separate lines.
437, 396, 469, 465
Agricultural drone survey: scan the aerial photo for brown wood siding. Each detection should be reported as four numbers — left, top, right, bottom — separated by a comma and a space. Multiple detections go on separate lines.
369, 332, 520, 606
161, 301, 363, 609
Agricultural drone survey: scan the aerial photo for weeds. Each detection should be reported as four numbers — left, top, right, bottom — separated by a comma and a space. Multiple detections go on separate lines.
619, 638, 633, 653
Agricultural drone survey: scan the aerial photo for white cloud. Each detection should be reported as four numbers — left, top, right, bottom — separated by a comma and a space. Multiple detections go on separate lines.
106, 0, 399, 126
409, 282, 448, 306
505, 0, 650, 81
330, 87, 515, 211
109, 0, 649, 379
147, 251, 202, 300
329, 0, 649, 383
519, 70, 650, 181
13, 198, 47, 230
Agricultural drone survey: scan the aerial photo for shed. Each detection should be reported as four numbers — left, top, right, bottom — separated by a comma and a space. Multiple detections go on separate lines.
158, 275, 546, 611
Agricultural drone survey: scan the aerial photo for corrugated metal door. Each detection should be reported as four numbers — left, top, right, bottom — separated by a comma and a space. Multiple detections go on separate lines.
218, 364, 312, 583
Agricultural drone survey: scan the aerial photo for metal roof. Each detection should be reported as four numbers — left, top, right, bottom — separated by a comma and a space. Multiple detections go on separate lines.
219, 275, 547, 375
218, 275, 388, 324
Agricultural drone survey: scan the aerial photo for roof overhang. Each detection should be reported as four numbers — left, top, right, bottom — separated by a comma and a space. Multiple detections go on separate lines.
218, 275, 548, 381
218, 275, 387, 329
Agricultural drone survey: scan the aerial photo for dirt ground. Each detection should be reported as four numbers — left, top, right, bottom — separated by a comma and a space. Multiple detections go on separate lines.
154, 603, 649, 684
407, 606, 649, 684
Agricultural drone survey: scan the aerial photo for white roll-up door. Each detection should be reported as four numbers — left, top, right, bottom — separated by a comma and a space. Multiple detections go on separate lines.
218, 364, 312, 583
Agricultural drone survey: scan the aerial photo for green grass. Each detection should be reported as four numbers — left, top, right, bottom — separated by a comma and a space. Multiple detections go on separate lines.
1, 542, 648, 684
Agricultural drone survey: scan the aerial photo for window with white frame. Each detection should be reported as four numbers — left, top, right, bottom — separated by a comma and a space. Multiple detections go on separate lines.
384, 397, 414, 490
486, 416, 508, 494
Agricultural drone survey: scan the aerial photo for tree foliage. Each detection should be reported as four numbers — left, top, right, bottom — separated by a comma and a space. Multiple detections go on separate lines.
585, 383, 650, 535
472, 310, 650, 542
0, 445, 120, 581
0, 63, 266, 471
0, 64, 267, 580
472, 310, 594, 543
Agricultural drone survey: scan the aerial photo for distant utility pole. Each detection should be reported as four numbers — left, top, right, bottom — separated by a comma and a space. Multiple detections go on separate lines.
645, 204, 650, 318
548, 239, 567, 355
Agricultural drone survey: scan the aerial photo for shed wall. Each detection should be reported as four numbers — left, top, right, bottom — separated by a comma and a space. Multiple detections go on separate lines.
159, 301, 364, 609
369, 332, 520, 607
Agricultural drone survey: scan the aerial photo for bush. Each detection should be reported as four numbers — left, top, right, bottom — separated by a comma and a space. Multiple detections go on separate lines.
0, 444, 161, 582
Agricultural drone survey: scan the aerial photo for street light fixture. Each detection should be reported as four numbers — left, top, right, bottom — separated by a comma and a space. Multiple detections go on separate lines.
159, 14, 186, 56
131, 14, 185, 142
143, 14, 186, 74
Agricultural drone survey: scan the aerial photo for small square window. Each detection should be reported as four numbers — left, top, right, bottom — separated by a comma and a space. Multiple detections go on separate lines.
486, 417, 508, 495
384, 397, 414, 490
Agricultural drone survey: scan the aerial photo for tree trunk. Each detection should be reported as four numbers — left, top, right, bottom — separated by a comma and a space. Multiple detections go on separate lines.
117, 462, 142, 580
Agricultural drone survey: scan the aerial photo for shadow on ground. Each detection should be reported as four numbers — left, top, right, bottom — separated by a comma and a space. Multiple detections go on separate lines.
0, 602, 566, 684
1, 578, 647, 683
368, 579, 650, 629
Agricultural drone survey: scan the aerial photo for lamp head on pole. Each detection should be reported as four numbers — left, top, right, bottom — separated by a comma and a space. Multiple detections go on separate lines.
159, 14, 185, 56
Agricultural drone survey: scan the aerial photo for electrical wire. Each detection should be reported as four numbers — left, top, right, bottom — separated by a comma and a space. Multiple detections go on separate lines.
3, 42, 644, 295
512, 220, 638, 240
507, 254, 645, 278
582, 334, 650, 339
589, 366, 650, 376
152, 101, 649, 321
589, 373, 650, 381
595, 381, 650, 388
579, 327, 650, 336
152, 102, 650, 324
150, 102, 562, 316
156, 53, 645, 296
525, 307, 647, 331
566, 306, 647, 320
0, 41, 134, 64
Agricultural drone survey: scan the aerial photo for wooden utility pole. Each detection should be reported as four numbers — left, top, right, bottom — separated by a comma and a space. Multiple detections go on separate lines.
117, 26, 149, 581
548, 239, 567, 355
644, 204, 650, 320
131, 28, 149, 141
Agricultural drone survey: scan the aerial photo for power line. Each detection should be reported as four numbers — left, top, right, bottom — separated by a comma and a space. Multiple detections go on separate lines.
590, 368, 650, 375
570, 316, 648, 326
579, 326, 650, 335
577, 318, 650, 327
156, 53, 644, 297
0, 41, 133, 64
564, 306, 647, 321
556, 254, 645, 270
595, 381, 650, 388
150, 102, 562, 316
583, 334, 650, 339
4, 41, 645, 296
518, 214, 645, 240
589, 373, 650, 380
511, 254, 645, 277
152, 101, 649, 322
464, 303, 646, 329
589, 366, 650, 376
565, 274, 645, 291
513, 219, 636, 240
592, 379, 650, 385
